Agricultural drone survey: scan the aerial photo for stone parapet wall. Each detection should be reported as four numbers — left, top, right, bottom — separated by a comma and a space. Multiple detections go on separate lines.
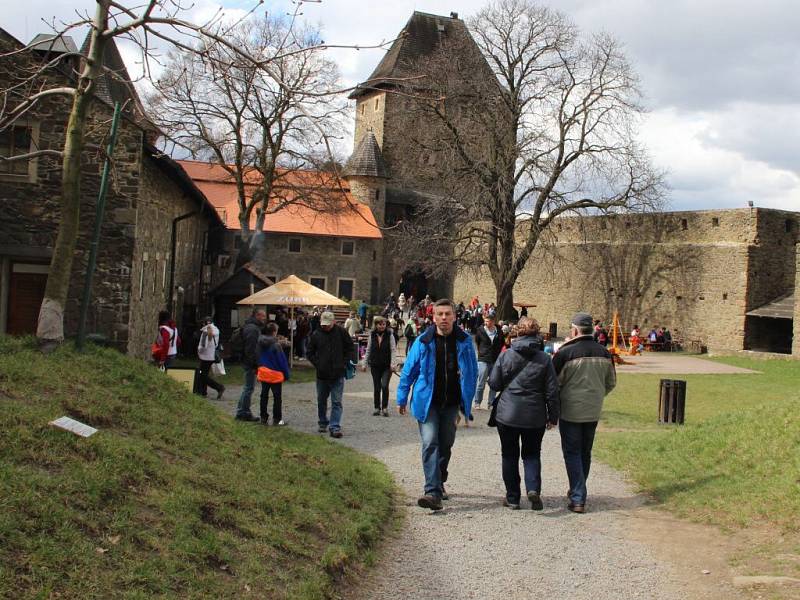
453, 209, 799, 353
794, 245, 800, 357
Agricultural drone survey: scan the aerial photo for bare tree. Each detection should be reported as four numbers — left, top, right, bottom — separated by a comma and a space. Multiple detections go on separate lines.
148, 14, 347, 261
0, 0, 366, 347
394, 0, 665, 319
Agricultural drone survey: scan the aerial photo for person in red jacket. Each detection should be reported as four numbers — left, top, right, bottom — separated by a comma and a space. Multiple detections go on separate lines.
155, 311, 179, 370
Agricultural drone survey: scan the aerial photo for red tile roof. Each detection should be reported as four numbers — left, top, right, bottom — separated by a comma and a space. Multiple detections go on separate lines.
178, 160, 382, 239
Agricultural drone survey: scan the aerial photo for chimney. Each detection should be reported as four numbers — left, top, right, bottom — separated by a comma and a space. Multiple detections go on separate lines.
450, 12, 459, 19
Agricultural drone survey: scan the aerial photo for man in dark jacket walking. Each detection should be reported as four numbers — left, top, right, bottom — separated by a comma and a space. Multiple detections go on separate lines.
553, 312, 616, 513
236, 309, 267, 421
472, 312, 504, 411
307, 311, 356, 438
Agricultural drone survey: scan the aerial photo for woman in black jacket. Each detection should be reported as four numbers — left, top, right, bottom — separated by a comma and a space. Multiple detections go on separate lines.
361, 316, 398, 416
488, 318, 559, 510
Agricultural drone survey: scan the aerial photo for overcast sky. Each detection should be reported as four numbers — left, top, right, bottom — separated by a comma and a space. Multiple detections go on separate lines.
5, 0, 800, 212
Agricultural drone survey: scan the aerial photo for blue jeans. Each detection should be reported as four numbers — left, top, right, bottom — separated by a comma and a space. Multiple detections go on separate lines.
497, 423, 546, 503
418, 403, 460, 497
236, 365, 256, 418
559, 419, 598, 505
473, 361, 492, 406
317, 378, 344, 432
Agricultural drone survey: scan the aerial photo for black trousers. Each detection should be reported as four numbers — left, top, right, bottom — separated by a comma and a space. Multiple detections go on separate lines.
198, 360, 223, 396
370, 365, 391, 409
497, 423, 546, 502
260, 382, 283, 422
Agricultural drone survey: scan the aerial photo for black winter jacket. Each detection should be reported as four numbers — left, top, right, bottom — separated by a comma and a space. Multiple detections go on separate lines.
241, 317, 264, 368
307, 325, 356, 381
474, 326, 504, 364
488, 335, 560, 428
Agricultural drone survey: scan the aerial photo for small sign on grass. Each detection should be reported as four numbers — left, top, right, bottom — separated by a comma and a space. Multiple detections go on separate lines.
49, 416, 98, 438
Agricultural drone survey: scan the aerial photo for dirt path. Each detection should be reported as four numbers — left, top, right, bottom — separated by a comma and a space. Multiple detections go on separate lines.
217, 369, 746, 600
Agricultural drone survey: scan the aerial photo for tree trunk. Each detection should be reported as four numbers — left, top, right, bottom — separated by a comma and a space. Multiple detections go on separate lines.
495, 277, 516, 321
35, 3, 108, 347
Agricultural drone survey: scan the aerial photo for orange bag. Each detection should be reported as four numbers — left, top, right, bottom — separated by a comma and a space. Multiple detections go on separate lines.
257, 366, 285, 384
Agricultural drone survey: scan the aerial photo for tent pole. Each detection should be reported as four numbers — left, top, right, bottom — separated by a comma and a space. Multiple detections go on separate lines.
290, 306, 294, 369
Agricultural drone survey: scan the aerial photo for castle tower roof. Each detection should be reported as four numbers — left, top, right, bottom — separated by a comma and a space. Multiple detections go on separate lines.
349, 11, 466, 99
343, 131, 389, 178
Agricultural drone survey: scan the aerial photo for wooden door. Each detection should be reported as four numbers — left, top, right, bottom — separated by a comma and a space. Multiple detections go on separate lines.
7, 271, 47, 335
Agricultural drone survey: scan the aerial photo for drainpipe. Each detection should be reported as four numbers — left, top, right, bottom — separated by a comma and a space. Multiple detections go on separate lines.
167, 209, 198, 312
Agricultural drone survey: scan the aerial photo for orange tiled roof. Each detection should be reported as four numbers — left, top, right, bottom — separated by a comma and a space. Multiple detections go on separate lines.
178, 160, 382, 239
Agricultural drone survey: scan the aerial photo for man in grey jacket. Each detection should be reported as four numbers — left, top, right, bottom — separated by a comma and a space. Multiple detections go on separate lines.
552, 312, 616, 513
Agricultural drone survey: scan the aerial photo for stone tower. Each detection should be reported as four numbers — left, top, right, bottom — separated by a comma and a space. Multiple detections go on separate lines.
343, 131, 388, 227
347, 11, 487, 299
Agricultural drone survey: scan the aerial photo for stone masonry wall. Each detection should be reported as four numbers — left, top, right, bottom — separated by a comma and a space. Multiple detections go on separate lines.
127, 156, 211, 359
453, 209, 799, 353
794, 244, 800, 357
353, 91, 386, 149
0, 34, 143, 348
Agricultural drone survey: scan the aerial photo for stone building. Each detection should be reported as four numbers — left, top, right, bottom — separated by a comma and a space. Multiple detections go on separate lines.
0, 29, 223, 357
179, 160, 382, 329
452, 208, 799, 354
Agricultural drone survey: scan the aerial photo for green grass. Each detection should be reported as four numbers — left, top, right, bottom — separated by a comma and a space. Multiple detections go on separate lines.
596, 356, 800, 533
0, 336, 395, 600
171, 357, 318, 385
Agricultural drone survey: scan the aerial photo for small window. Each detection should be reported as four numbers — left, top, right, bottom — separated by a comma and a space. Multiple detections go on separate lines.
722, 293, 728, 300
309, 276, 326, 291
0, 123, 37, 179
341, 240, 355, 256
374, 189, 380, 202
337, 278, 354, 301
288, 238, 302, 253
359, 104, 365, 115
786, 219, 794, 233
681, 218, 688, 230
372, 249, 377, 261
374, 98, 379, 110
712, 217, 720, 227
676, 295, 683, 301
655, 291, 663, 299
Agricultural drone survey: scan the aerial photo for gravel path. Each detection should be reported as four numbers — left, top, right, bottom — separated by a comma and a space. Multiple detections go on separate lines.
216, 366, 740, 600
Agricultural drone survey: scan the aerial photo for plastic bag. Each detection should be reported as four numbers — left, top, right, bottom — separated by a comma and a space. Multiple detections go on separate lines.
211, 359, 226, 376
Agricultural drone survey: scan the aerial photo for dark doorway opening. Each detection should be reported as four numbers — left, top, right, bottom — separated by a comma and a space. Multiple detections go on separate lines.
743, 315, 792, 354
400, 270, 427, 300
7, 270, 47, 335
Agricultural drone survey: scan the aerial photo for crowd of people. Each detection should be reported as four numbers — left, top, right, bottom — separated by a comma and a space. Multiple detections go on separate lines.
155, 292, 621, 514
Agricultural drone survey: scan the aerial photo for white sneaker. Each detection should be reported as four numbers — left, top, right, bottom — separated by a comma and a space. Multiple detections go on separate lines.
276, 420, 286, 426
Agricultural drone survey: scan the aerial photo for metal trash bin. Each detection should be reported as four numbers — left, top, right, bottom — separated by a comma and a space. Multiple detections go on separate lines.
548, 322, 558, 339
658, 379, 686, 424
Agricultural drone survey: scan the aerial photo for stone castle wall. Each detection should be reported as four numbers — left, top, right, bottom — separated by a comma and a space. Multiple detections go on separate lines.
453, 208, 798, 353
127, 157, 211, 359
794, 245, 800, 357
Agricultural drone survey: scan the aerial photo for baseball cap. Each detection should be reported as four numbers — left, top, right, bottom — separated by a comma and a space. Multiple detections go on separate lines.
571, 312, 593, 328
320, 311, 335, 326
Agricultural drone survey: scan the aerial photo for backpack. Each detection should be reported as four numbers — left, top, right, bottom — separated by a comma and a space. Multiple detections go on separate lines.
230, 327, 244, 357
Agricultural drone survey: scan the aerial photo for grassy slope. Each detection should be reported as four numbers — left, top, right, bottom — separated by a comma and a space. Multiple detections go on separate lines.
596, 356, 800, 532
0, 337, 394, 600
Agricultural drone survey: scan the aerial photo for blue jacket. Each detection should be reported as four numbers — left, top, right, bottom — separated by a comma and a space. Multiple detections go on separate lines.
258, 335, 290, 381
397, 325, 478, 422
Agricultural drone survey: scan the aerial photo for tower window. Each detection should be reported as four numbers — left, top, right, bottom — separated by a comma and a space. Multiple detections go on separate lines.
786, 219, 794, 233
375, 189, 380, 202
360, 104, 365, 115
374, 98, 379, 110
681, 218, 688, 230
712, 217, 719, 227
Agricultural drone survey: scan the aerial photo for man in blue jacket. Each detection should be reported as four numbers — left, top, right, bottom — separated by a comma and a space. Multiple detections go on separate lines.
397, 298, 478, 511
